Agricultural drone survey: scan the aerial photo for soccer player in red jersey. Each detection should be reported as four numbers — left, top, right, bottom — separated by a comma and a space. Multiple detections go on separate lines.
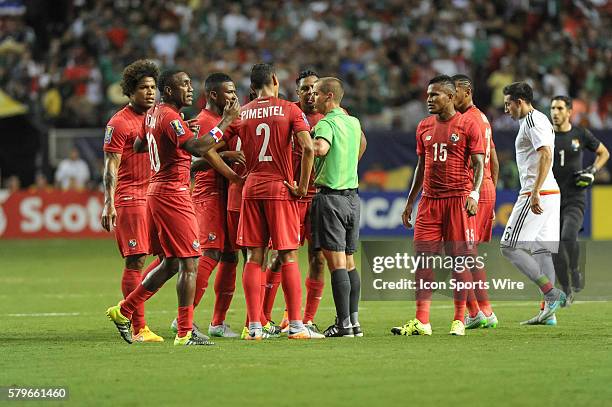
262, 70, 327, 329
101, 59, 163, 343
106, 69, 241, 346
391, 75, 484, 337
187, 72, 245, 338
231, 63, 323, 340
452, 74, 499, 329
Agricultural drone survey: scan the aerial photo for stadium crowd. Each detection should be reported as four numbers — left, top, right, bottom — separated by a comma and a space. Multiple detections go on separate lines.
1, 0, 611, 131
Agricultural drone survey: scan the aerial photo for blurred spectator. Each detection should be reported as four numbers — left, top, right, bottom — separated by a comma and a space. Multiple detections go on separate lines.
28, 172, 52, 192
0, 0, 610, 131
54, 147, 90, 190
496, 150, 520, 190
4, 174, 21, 192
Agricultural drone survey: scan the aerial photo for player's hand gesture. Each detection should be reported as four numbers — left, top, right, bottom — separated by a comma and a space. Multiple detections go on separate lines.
465, 197, 478, 217
284, 180, 306, 198
101, 203, 116, 232
530, 190, 543, 214
402, 201, 414, 228
220, 150, 246, 166
223, 99, 241, 122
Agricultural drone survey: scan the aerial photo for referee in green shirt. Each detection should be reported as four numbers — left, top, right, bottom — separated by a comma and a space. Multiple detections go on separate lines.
311, 77, 367, 337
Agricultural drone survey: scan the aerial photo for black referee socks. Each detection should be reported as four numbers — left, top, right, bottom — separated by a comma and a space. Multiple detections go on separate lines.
348, 269, 360, 326
331, 269, 351, 328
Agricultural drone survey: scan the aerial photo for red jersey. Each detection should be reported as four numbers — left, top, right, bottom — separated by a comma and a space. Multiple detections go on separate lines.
463, 105, 496, 203
226, 133, 245, 212
228, 97, 310, 200
103, 105, 150, 207
416, 112, 484, 198
292, 102, 323, 201
139, 103, 194, 196
191, 108, 230, 203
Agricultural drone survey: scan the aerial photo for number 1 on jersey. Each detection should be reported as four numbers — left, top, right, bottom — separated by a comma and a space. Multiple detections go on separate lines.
256, 123, 272, 162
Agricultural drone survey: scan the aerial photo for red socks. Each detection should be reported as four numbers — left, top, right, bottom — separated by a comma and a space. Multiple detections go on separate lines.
121, 268, 142, 329
303, 277, 324, 323
262, 267, 282, 322
472, 267, 492, 316
415, 268, 433, 323
120, 284, 156, 320
211, 261, 237, 326
243, 261, 262, 325
177, 305, 194, 337
281, 262, 302, 321
193, 255, 218, 307
452, 271, 469, 322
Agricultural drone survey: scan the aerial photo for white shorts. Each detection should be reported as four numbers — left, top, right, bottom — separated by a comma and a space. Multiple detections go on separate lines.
500, 193, 560, 253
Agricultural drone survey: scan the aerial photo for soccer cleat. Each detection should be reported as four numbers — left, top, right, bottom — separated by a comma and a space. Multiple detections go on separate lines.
240, 326, 249, 340
244, 328, 263, 341
449, 320, 465, 336
352, 323, 364, 337
539, 289, 566, 322
289, 325, 325, 339
561, 291, 574, 308
391, 319, 432, 336
483, 312, 498, 328
464, 311, 487, 329
521, 312, 557, 326
262, 322, 281, 338
279, 310, 290, 333
132, 325, 164, 342
106, 303, 133, 344
174, 330, 215, 346
323, 324, 354, 338
304, 320, 321, 334
171, 318, 210, 340
208, 322, 239, 338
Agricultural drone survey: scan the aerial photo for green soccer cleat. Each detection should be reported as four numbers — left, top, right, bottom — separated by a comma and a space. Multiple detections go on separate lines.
240, 326, 249, 340
449, 320, 465, 336
262, 321, 281, 338
391, 319, 432, 336
174, 331, 215, 346
170, 318, 210, 340
465, 311, 487, 329
106, 303, 133, 344
483, 312, 499, 328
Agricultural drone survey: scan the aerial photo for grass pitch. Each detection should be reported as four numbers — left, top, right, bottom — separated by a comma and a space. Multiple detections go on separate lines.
1, 239, 611, 407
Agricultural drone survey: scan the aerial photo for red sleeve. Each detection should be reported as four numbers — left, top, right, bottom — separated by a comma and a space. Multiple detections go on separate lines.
465, 117, 484, 155
103, 117, 128, 153
164, 110, 194, 147
415, 121, 425, 156
290, 103, 311, 134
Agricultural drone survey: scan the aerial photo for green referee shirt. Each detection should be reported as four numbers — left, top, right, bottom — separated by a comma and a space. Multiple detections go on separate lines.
313, 108, 361, 190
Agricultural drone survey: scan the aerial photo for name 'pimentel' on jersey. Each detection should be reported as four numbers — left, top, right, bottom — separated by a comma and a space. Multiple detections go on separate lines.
227, 96, 310, 200
416, 112, 484, 198
515, 109, 559, 195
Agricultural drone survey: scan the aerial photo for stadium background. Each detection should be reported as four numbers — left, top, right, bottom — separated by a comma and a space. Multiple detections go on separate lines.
1, 1, 612, 406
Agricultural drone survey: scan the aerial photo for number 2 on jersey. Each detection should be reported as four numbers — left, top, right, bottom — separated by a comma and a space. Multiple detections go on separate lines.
256, 123, 272, 162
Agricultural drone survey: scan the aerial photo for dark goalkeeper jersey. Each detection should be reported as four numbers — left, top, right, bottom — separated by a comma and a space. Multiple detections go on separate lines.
553, 126, 600, 201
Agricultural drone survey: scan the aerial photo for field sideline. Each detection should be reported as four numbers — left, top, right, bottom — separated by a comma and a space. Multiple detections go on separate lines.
1, 239, 611, 407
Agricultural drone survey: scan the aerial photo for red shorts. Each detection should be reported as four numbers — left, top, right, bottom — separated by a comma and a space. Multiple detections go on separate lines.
194, 195, 231, 251
114, 205, 150, 257
147, 194, 200, 258
237, 199, 299, 250
414, 195, 476, 255
298, 200, 312, 245
227, 209, 241, 251
476, 200, 495, 243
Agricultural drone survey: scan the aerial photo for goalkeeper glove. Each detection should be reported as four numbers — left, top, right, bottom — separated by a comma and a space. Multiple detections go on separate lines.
574, 165, 596, 188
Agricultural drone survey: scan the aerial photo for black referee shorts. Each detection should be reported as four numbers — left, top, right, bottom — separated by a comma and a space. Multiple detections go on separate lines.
311, 188, 360, 254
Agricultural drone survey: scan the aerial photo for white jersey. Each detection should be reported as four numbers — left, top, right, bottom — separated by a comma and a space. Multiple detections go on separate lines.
515, 109, 559, 194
